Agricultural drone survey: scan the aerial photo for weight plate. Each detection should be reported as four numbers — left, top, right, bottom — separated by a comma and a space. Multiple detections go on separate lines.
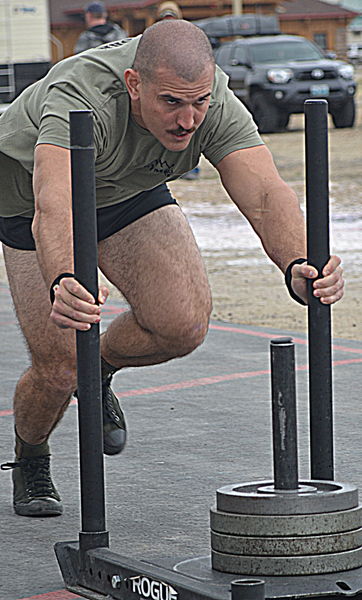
211, 546, 362, 576
210, 505, 362, 536
211, 528, 362, 556
216, 480, 358, 515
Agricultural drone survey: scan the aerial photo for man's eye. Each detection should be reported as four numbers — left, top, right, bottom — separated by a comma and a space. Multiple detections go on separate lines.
195, 97, 209, 106
166, 98, 178, 105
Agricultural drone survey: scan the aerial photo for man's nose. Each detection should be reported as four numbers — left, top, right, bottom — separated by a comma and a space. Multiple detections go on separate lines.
176, 105, 195, 130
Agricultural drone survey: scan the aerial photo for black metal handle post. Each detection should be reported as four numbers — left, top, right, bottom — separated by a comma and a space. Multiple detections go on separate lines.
231, 579, 265, 600
304, 100, 334, 481
70, 111, 108, 551
270, 338, 299, 490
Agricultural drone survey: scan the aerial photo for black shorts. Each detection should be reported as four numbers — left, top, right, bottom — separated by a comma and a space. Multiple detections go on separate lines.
0, 184, 177, 251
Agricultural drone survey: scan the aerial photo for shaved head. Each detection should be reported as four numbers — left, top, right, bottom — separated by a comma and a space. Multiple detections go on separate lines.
133, 20, 215, 82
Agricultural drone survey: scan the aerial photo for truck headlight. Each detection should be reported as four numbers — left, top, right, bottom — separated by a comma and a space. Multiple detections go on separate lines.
338, 64, 354, 79
267, 68, 293, 84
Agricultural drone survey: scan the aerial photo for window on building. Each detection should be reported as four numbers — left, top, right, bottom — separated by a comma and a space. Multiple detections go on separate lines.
314, 33, 327, 50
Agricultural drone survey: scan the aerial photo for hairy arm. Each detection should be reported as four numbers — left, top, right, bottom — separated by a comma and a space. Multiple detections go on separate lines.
32, 144, 74, 286
216, 145, 343, 304
32, 144, 108, 329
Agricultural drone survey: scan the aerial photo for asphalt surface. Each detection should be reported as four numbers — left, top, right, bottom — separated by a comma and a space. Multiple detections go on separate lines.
0, 281, 361, 600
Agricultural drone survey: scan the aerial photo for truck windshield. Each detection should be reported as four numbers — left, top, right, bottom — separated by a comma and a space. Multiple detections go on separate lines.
249, 41, 323, 63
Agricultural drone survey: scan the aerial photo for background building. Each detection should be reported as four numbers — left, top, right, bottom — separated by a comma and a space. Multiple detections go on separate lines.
48, 0, 358, 62
278, 0, 357, 54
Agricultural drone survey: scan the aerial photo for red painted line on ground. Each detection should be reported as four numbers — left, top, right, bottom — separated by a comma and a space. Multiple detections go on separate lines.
114, 358, 362, 398
1, 359, 361, 417
17, 591, 81, 600
332, 358, 362, 367
210, 324, 362, 355
330, 344, 362, 354
116, 368, 271, 397
211, 323, 306, 340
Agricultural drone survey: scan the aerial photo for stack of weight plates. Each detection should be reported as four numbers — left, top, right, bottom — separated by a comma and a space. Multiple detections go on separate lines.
211, 480, 362, 575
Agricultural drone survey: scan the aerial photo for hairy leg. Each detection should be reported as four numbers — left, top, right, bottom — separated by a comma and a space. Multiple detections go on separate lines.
3, 244, 77, 445
3, 205, 211, 444
98, 205, 212, 368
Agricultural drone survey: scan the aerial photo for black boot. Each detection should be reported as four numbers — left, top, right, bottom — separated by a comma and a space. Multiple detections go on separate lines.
102, 373, 127, 455
1, 432, 63, 517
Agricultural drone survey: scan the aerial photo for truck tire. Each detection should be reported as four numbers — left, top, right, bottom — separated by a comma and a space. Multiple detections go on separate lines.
331, 98, 356, 128
250, 92, 284, 133
277, 112, 290, 130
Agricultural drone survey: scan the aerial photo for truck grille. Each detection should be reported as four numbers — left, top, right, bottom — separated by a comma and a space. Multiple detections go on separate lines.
295, 70, 337, 81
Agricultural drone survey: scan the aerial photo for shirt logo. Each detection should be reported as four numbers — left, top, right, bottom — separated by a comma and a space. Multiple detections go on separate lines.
99, 38, 132, 49
146, 159, 175, 177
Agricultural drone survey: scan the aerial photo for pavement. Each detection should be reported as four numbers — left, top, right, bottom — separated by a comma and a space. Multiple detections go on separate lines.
0, 280, 362, 600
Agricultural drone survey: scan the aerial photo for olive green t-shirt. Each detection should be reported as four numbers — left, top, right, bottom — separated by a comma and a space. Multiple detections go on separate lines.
0, 35, 263, 217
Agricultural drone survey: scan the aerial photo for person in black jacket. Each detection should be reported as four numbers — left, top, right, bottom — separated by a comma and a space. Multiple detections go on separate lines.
74, 1, 126, 54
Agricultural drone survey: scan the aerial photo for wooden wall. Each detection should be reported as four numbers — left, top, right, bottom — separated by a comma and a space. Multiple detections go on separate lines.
280, 16, 351, 55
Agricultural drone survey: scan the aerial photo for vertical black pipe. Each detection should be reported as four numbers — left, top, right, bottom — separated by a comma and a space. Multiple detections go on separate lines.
270, 338, 299, 490
70, 111, 108, 550
231, 579, 265, 600
304, 100, 334, 481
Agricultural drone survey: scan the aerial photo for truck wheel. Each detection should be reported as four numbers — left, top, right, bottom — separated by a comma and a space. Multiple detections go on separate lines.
277, 112, 290, 130
331, 98, 356, 128
250, 92, 283, 133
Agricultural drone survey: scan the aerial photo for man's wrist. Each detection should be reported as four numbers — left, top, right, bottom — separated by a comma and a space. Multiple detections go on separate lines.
284, 258, 308, 306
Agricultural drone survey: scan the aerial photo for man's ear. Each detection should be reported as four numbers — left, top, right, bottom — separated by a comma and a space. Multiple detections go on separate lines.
124, 68, 141, 100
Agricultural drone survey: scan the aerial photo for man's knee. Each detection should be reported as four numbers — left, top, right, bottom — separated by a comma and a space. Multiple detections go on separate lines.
170, 320, 209, 357
157, 301, 212, 358
32, 358, 77, 395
